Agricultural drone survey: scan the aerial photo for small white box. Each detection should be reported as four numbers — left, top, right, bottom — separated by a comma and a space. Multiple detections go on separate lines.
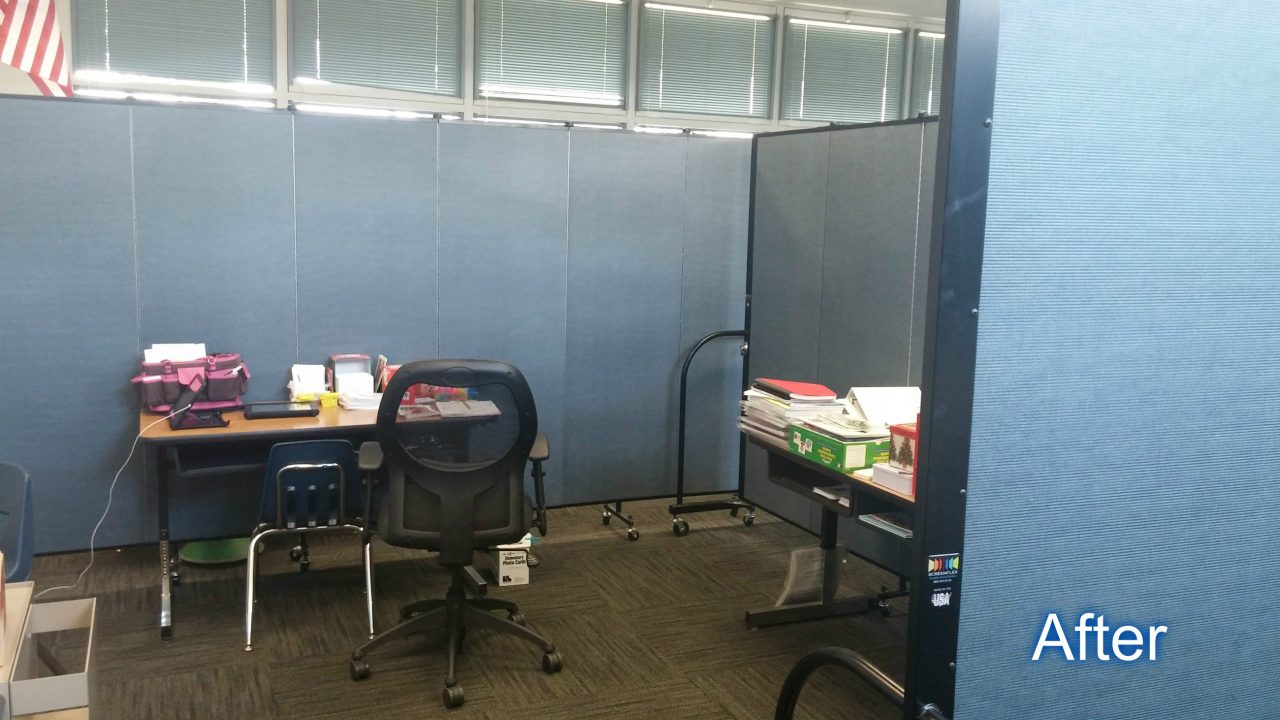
488, 534, 532, 586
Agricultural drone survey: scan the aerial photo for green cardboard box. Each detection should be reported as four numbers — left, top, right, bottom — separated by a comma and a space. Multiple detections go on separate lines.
788, 423, 891, 473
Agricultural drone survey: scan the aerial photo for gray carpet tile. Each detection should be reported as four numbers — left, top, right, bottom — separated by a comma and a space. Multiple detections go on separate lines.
31, 497, 907, 719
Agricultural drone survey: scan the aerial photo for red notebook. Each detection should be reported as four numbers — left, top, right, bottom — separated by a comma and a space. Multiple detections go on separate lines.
753, 378, 837, 401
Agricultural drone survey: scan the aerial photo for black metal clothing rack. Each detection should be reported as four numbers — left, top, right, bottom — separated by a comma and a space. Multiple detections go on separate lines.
668, 329, 755, 537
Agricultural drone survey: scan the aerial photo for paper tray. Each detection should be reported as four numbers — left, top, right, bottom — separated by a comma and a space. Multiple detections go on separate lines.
8, 599, 95, 719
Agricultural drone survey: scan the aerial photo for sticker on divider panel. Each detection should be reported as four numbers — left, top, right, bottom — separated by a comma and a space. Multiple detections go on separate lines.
927, 553, 960, 608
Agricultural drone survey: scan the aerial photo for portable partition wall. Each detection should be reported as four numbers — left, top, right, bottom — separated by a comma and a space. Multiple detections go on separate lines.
743, 117, 938, 554
0, 98, 750, 552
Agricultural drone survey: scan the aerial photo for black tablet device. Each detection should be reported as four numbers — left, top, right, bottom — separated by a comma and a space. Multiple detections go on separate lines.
243, 400, 320, 420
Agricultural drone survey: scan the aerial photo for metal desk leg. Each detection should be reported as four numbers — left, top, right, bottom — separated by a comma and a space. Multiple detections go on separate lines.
746, 508, 900, 628
157, 445, 173, 641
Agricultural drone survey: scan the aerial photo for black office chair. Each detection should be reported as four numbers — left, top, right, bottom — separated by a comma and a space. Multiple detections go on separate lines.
348, 359, 559, 709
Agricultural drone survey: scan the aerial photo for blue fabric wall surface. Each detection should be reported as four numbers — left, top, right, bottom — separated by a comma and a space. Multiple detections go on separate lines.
0, 99, 749, 552
955, 2, 1280, 717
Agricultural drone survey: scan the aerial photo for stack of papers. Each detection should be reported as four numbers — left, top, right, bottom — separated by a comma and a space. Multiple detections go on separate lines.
339, 392, 382, 410
858, 512, 913, 539
143, 343, 206, 363
740, 381, 843, 441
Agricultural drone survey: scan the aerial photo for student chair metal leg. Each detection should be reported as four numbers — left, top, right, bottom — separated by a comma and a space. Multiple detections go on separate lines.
363, 536, 375, 638
244, 529, 268, 652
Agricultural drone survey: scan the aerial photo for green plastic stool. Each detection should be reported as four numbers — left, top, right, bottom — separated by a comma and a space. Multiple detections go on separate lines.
178, 537, 251, 565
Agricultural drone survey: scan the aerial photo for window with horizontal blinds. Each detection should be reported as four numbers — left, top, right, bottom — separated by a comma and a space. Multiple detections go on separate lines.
910, 32, 945, 116
72, 0, 274, 90
780, 18, 905, 124
638, 4, 774, 118
291, 0, 461, 96
475, 0, 627, 107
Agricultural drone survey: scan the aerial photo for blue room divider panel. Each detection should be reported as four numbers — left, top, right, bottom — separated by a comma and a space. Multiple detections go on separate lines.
0, 98, 751, 550
294, 114, 439, 365
132, 105, 297, 400
437, 122, 571, 505
744, 130, 831, 527
817, 122, 931, 390
132, 105, 297, 540
0, 100, 141, 552
954, 2, 1280, 718
679, 139, 751, 494
564, 131, 688, 503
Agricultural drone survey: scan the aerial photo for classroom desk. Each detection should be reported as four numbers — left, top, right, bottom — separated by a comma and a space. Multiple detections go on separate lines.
743, 428, 914, 628
140, 407, 378, 640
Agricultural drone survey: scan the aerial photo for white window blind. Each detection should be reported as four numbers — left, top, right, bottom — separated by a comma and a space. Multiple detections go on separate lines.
781, 18, 905, 124
910, 31, 945, 116
638, 3, 774, 118
475, 0, 627, 107
292, 0, 461, 96
72, 0, 274, 91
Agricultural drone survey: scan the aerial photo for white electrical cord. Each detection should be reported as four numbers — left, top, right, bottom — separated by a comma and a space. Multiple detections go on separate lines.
35, 405, 190, 599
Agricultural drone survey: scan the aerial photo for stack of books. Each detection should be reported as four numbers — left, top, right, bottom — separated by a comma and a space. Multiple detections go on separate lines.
739, 378, 841, 441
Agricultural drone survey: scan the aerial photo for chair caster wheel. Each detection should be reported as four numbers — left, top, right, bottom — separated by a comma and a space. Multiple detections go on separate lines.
170, 570, 182, 586
289, 546, 304, 562
349, 659, 371, 681
509, 612, 526, 626
729, 506, 740, 517
299, 557, 311, 572
627, 528, 640, 541
742, 513, 755, 527
542, 650, 564, 674
442, 685, 465, 709
602, 511, 612, 525
672, 520, 690, 537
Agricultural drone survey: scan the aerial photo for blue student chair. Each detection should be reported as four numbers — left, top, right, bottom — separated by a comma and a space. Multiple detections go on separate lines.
244, 440, 374, 652
0, 463, 34, 583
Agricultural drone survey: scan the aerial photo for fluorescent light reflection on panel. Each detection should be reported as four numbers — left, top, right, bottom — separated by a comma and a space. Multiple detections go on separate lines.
477, 84, 623, 106
74, 69, 274, 95
293, 77, 334, 86
78, 88, 274, 108
690, 129, 754, 139
919, 31, 945, 39
787, 18, 903, 34
295, 103, 433, 120
633, 125, 685, 135
473, 117, 568, 127
573, 123, 623, 130
644, 3, 771, 22
438, 114, 462, 121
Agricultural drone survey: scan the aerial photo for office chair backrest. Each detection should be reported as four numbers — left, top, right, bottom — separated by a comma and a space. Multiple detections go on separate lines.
0, 463, 34, 583
377, 360, 537, 565
260, 440, 361, 528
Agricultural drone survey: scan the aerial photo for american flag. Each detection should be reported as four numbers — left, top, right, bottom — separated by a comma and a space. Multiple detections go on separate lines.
0, 0, 72, 97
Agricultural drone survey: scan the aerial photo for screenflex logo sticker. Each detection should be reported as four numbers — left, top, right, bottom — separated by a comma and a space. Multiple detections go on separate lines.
927, 553, 959, 608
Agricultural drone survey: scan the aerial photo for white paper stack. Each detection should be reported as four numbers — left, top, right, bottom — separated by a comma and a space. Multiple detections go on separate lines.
437, 400, 501, 418
339, 392, 382, 410
739, 388, 842, 441
143, 343, 206, 363
289, 364, 327, 400
335, 372, 375, 396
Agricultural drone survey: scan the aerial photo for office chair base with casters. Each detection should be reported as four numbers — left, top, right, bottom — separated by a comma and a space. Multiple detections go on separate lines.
348, 566, 563, 709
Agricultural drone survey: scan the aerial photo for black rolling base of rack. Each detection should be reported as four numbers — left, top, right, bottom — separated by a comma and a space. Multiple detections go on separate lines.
667, 496, 756, 537
600, 500, 639, 541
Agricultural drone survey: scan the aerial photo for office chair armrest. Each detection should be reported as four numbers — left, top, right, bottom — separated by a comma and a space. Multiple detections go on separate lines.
530, 433, 549, 537
530, 432, 549, 461
358, 441, 384, 472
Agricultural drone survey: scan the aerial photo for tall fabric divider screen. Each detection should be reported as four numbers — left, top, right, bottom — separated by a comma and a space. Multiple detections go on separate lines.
0, 96, 751, 552
953, 1, 1280, 718
745, 118, 936, 532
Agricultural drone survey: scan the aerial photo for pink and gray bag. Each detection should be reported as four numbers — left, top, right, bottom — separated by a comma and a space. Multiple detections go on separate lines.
132, 353, 250, 413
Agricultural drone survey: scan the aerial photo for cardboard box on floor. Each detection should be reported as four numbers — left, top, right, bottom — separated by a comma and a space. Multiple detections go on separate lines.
484, 534, 532, 587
